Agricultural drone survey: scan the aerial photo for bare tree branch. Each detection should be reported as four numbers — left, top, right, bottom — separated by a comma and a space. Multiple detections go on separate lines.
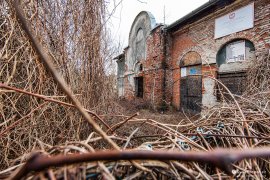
12, 0, 119, 150
0, 83, 111, 129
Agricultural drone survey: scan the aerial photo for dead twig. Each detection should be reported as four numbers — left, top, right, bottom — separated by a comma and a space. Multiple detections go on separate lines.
106, 112, 139, 134
12, 0, 119, 150
0, 102, 47, 137
0, 83, 111, 129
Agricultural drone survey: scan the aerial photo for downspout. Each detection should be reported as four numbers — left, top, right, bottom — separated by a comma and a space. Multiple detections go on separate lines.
161, 26, 167, 111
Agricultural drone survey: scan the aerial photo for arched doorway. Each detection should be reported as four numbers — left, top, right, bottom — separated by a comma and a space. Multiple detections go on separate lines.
134, 62, 144, 98
180, 51, 202, 113
216, 39, 255, 99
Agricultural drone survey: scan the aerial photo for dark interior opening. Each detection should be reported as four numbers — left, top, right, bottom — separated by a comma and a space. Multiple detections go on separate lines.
139, 64, 143, 71
135, 77, 143, 98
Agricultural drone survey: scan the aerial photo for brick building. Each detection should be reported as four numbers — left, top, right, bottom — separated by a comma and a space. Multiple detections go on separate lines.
115, 0, 270, 112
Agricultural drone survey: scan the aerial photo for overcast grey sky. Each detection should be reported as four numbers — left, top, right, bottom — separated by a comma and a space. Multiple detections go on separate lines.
108, 0, 208, 47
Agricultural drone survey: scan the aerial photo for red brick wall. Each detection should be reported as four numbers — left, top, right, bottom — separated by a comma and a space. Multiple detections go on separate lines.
144, 26, 165, 108
121, 0, 270, 110
167, 0, 270, 109
123, 26, 165, 109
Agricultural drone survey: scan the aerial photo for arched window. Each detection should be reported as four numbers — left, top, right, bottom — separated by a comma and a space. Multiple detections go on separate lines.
216, 39, 255, 100
217, 39, 255, 67
139, 64, 143, 71
134, 62, 143, 74
180, 51, 202, 67
135, 28, 145, 62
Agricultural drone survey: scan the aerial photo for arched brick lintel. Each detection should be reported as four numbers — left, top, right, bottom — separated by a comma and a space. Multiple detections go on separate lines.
216, 36, 257, 58
177, 46, 205, 67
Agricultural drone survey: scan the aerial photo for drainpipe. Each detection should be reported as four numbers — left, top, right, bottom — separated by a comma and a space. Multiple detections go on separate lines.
162, 26, 167, 111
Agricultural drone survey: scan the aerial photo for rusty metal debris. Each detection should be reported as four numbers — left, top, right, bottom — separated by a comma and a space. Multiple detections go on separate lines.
9, 148, 270, 179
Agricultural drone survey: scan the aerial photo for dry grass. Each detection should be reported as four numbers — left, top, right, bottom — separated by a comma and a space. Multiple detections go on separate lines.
0, 0, 118, 170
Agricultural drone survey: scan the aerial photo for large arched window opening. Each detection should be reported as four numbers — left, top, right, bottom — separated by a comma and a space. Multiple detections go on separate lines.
217, 39, 255, 68
216, 39, 255, 100
135, 28, 145, 62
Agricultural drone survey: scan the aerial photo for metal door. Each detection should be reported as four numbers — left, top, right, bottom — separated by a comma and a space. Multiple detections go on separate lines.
180, 65, 202, 113
217, 71, 247, 100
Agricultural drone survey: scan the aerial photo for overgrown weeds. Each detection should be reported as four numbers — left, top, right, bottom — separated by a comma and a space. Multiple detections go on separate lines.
0, 0, 117, 170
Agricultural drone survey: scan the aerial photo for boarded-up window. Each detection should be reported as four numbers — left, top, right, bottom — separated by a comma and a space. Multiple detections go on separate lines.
117, 57, 125, 97
117, 59, 125, 77
226, 40, 245, 62
117, 78, 124, 97
217, 39, 255, 67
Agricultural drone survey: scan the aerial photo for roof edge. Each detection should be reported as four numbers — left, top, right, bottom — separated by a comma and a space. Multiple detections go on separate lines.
166, 0, 221, 31
128, 11, 157, 41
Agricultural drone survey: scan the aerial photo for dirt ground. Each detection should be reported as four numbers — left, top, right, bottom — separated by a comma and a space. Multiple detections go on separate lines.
99, 99, 198, 148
